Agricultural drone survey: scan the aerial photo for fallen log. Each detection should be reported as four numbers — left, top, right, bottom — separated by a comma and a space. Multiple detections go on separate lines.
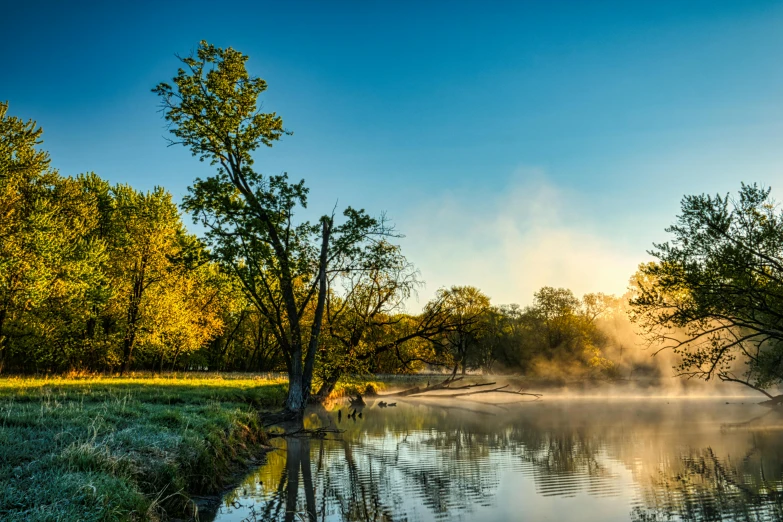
348, 394, 366, 407
382, 376, 541, 400
759, 394, 783, 407
268, 425, 345, 439
383, 376, 490, 397
437, 384, 542, 399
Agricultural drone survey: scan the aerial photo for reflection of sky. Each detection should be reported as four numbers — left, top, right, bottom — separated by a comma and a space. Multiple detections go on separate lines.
212, 400, 783, 521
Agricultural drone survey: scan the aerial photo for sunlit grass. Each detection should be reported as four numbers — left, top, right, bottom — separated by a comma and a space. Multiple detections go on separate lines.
0, 372, 288, 521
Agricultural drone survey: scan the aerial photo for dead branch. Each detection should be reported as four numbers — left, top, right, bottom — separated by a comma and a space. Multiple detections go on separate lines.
440, 385, 542, 399
348, 394, 366, 407
382, 375, 493, 397
403, 381, 499, 397
382, 375, 542, 400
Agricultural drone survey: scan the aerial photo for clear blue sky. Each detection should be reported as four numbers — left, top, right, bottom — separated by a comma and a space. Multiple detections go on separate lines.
4, 1, 783, 306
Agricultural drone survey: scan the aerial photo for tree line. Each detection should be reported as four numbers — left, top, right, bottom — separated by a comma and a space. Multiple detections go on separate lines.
3, 40, 782, 414
0, 92, 631, 392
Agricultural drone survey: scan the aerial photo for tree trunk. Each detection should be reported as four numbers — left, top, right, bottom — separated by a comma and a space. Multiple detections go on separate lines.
301, 219, 331, 406
121, 336, 135, 375
121, 263, 145, 375
286, 346, 306, 413
245, 319, 263, 371
169, 345, 182, 372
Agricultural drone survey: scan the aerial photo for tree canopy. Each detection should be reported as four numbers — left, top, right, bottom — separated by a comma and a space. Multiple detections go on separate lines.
155, 41, 394, 414
630, 184, 783, 397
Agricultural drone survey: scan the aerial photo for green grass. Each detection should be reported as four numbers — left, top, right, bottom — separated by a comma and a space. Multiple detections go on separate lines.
0, 373, 287, 521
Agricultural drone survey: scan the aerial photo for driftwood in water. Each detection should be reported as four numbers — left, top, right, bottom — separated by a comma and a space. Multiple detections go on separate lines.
384, 376, 477, 397
431, 384, 542, 399
721, 409, 776, 431
760, 395, 783, 407
383, 375, 541, 400
348, 394, 366, 407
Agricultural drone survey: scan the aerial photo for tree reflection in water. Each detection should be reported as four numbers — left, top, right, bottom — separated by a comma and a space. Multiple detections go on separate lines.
213, 400, 783, 522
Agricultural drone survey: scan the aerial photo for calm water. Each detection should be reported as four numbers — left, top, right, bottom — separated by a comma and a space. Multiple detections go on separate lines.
209, 397, 783, 521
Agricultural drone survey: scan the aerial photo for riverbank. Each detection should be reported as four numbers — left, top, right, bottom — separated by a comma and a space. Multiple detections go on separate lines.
3, 371, 771, 521
0, 373, 288, 521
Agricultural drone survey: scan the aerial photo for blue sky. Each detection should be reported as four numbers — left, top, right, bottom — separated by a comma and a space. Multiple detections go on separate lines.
3, 1, 783, 306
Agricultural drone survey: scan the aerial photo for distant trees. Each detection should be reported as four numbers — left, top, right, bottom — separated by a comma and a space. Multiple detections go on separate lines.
429, 286, 492, 376
0, 93, 636, 393
630, 184, 783, 398
486, 287, 617, 380
0, 102, 231, 373
0, 104, 106, 372
370, 285, 620, 381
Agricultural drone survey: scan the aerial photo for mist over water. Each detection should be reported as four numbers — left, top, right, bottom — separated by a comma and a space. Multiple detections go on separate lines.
209, 396, 783, 522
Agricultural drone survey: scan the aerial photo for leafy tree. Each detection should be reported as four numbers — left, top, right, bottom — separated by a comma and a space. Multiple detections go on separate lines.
524, 287, 614, 378
314, 240, 419, 397
417, 286, 492, 376
0, 104, 108, 372
155, 41, 389, 414
482, 288, 617, 379
0, 101, 54, 371
312, 241, 460, 397
478, 304, 525, 373
0, 102, 259, 374
102, 185, 188, 372
630, 184, 783, 398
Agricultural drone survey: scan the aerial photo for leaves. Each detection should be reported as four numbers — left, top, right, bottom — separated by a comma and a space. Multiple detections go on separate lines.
630, 184, 783, 391
0, 103, 233, 372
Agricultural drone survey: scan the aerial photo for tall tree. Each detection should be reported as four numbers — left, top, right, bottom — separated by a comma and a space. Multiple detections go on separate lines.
155, 41, 387, 415
0, 101, 53, 372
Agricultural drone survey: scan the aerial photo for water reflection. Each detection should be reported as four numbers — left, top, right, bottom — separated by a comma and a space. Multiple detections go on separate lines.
211, 399, 783, 522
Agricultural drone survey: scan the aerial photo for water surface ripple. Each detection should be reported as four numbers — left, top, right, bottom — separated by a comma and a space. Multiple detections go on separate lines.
210, 398, 783, 521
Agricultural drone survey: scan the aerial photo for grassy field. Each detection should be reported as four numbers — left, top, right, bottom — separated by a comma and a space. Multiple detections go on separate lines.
0, 373, 288, 521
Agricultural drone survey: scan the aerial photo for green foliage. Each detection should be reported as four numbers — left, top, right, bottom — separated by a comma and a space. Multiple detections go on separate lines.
483, 288, 618, 380
313, 240, 422, 395
0, 104, 108, 372
0, 103, 236, 374
152, 41, 286, 166
155, 41, 394, 413
630, 183, 783, 393
427, 286, 493, 374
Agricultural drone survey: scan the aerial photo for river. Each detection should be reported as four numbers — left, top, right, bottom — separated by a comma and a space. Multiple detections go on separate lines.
208, 396, 783, 521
